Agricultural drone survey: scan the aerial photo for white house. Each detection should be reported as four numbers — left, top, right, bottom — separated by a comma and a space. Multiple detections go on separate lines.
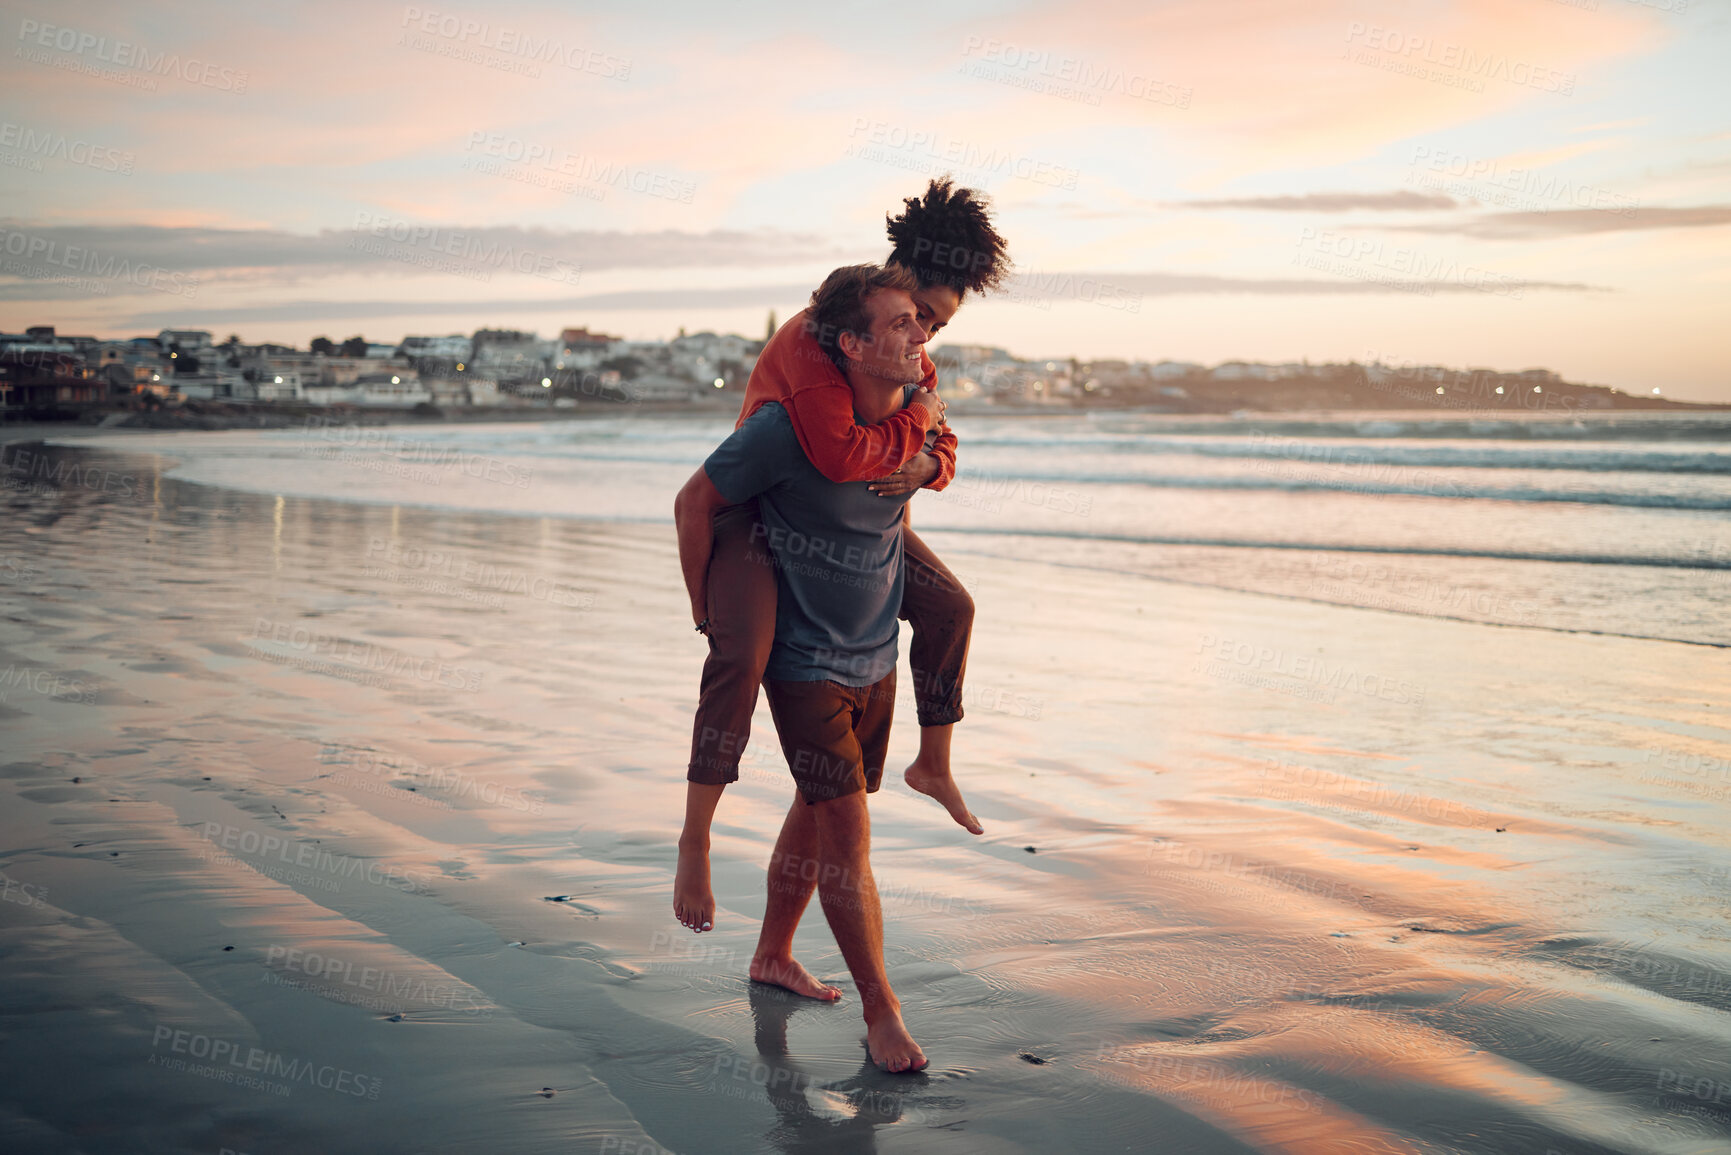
556, 327, 620, 372
157, 329, 213, 355
629, 372, 699, 402
354, 371, 431, 407
251, 371, 304, 402
1211, 362, 1276, 381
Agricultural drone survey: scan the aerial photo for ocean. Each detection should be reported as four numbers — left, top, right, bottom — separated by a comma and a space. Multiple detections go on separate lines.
62, 407, 1731, 646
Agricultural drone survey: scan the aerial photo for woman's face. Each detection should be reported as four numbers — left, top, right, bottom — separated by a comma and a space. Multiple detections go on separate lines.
910, 284, 962, 340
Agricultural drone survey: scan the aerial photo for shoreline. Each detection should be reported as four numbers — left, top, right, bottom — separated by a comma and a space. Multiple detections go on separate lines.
8, 428, 1728, 653
7, 400, 1730, 451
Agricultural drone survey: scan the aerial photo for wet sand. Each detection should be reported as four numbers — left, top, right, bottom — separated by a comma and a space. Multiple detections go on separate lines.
1, 441, 1729, 1155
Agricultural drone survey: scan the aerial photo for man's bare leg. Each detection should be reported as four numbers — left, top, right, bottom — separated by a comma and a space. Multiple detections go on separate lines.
674, 782, 725, 932
749, 797, 843, 1001
903, 724, 982, 835
810, 790, 927, 1073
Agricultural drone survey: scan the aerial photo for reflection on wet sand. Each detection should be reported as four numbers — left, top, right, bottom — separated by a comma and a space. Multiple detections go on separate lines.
1, 441, 1729, 1154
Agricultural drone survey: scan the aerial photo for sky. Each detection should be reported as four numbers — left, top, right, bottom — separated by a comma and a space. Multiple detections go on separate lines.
1, 0, 1727, 399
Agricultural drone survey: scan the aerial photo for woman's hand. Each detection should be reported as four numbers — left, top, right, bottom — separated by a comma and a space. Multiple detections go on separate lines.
909, 388, 947, 431
868, 452, 940, 497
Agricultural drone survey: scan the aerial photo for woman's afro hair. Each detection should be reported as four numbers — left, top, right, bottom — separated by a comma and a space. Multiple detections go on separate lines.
885, 176, 1011, 298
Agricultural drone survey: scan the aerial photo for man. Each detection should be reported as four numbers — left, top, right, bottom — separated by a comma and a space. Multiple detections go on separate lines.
674, 179, 1011, 938
673, 263, 935, 1073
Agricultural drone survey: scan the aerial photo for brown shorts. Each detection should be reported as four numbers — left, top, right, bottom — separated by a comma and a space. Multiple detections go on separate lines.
763, 673, 896, 805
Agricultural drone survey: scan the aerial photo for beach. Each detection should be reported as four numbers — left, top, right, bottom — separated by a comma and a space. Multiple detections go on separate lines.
1, 423, 1729, 1155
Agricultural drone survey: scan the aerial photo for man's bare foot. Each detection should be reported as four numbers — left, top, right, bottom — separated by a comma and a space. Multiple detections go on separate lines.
673, 836, 714, 932
749, 954, 843, 1001
904, 757, 983, 835
864, 1008, 929, 1073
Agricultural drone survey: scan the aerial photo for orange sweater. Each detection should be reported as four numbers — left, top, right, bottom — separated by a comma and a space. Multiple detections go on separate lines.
735, 309, 957, 490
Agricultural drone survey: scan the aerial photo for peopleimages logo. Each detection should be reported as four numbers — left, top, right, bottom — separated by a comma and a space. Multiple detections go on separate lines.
264, 945, 491, 1015
1343, 22, 1575, 95
0, 225, 200, 298
304, 416, 536, 489
959, 36, 1192, 108
1407, 145, 1638, 217
846, 118, 1080, 190
399, 7, 631, 79
16, 19, 249, 92
1193, 633, 1426, 706
0, 120, 134, 172
149, 1025, 381, 1099
464, 132, 696, 204
349, 212, 582, 288
198, 820, 433, 893
251, 617, 485, 693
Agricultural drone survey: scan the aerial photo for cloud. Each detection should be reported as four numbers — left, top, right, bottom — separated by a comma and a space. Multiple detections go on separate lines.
0, 221, 856, 278
948, 0, 1660, 182
106, 267, 1604, 328
1387, 205, 1731, 239
1169, 190, 1459, 211
1009, 271, 1599, 296
119, 285, 821, 327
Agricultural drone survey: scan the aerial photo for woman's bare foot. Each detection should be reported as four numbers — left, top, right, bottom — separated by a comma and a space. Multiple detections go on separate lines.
904, 757, 983, 835
864, 1008, 929, 1073
673, 836, 714, 932
749, 954, 843, 1001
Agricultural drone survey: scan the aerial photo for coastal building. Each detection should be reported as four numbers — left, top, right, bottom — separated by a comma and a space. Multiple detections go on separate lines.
471, 328, 548, 386
0, 320, 1660, 418
399, 335, 473, 361
462, 376, 501, 406
250, 371, 305, 403
669, 330, 760, 389
557, 327, 620, 371
629, 371, 702, 402
0, 329, 105, 407
157, 329, 214, 356
1211, 362, 1276, 381
92, 341, 164, 393
355, 371, 430, 406
300, 369, 427, 407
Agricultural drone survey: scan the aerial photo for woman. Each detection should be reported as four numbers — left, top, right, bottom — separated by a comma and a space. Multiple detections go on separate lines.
674, 178, 1011, 935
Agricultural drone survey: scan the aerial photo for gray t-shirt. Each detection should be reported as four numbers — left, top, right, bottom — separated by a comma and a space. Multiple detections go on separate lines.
703, 400, 920, 686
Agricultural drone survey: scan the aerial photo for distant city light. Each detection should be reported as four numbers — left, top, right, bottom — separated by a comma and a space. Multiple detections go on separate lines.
1533, 386, 1542, 393
1435, 387, 1445, 394
456, 363, 465, 372
1495, 386, 1504, 394
1653, 387, 1662, 395
713, 377, 725, 389
390, 375, 400, 384
541, 378, 551, 387
273, 376, 283, 384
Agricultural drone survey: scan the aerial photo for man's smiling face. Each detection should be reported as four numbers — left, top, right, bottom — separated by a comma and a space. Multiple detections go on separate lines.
848, 287, 930, 384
